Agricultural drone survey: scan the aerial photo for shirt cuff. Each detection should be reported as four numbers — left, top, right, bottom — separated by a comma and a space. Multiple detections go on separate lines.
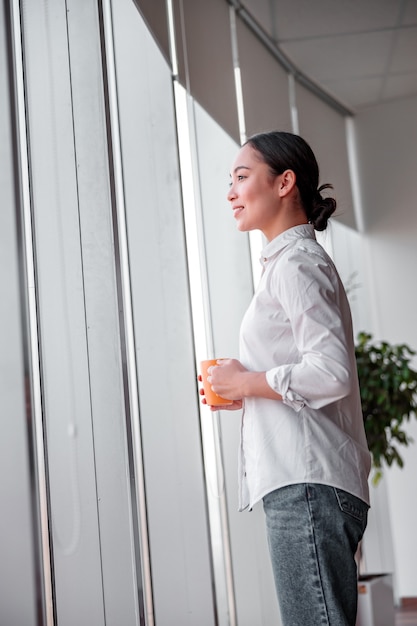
266, 366, 305, 412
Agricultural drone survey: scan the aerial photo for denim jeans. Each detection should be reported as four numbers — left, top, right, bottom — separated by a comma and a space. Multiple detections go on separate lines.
263, 483, 369, 626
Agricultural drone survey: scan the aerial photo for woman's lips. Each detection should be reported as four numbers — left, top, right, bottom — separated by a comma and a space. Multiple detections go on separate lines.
233, 206, 244, 218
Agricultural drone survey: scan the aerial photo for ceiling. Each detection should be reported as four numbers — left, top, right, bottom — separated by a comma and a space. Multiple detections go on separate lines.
240, 0, 417, 113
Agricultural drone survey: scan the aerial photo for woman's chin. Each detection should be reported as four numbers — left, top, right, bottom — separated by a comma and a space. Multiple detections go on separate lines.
235, 220, 250, 232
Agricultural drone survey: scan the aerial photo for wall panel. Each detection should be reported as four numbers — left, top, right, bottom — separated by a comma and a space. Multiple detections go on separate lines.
194, 102, 282, 626
111, 2, 216, 625
67, 0, 140, 622
236, 15, 292, 137
132, 0, 170, 62
20, 0, 110, 623
0, 3, 39, 623
174, 0, 239, 142
18, 0, 141, 623
295, 81, 356, 230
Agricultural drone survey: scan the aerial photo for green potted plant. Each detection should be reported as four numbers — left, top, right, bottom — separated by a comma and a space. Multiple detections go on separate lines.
355, 331, 417, 484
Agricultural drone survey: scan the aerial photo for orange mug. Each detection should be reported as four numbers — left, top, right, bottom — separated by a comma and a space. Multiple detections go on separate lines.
200, 359, 233, 406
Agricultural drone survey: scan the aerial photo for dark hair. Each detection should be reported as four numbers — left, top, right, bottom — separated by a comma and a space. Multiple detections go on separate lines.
245, 131, 336, 231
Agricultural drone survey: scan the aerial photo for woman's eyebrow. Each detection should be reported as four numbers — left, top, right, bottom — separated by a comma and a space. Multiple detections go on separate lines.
230, 165, 251, 176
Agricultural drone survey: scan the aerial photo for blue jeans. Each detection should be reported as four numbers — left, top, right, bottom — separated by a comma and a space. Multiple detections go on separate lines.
263, 483, 369, 626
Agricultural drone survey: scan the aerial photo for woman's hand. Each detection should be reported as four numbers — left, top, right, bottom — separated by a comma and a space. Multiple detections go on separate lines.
199, 390, 243, 412
198, 358, 247, 411
198, 358, 282, 410
208, 358, 248, 399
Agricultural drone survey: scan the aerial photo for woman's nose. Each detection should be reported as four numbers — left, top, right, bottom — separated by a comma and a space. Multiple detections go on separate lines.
227, 185, 236, 202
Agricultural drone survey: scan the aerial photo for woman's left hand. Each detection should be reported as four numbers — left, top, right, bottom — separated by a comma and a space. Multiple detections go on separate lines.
199, 358, 280, 409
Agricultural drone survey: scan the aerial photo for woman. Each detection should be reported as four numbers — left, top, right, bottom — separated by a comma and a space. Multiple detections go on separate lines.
201, 131, 371, 626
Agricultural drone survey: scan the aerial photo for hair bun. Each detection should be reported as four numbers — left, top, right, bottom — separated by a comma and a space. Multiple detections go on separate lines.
310, 184, 336, 231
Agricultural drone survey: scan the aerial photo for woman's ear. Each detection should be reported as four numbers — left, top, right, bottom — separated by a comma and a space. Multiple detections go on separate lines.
277, 169, 297, 197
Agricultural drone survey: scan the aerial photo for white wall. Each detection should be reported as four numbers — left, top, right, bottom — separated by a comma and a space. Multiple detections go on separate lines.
327, 221, 398, 593
353, 95, 417, 598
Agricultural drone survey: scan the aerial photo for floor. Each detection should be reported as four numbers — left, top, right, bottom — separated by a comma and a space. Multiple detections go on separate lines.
395, 599, 417, 625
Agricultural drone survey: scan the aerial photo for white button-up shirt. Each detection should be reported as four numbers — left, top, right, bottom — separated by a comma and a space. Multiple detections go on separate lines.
238, 224, 371, 511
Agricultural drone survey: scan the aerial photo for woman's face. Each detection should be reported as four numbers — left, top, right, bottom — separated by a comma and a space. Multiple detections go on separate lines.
227, 143, 283, 240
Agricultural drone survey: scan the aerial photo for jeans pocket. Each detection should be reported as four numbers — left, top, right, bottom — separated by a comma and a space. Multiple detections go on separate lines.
334, 488, 369, 523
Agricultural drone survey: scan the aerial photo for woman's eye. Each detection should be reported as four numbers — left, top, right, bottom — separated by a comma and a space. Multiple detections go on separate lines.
228, 175, 246, 188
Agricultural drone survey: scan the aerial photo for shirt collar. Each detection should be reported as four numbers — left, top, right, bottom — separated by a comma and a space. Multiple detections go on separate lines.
259, 224, 316, 266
